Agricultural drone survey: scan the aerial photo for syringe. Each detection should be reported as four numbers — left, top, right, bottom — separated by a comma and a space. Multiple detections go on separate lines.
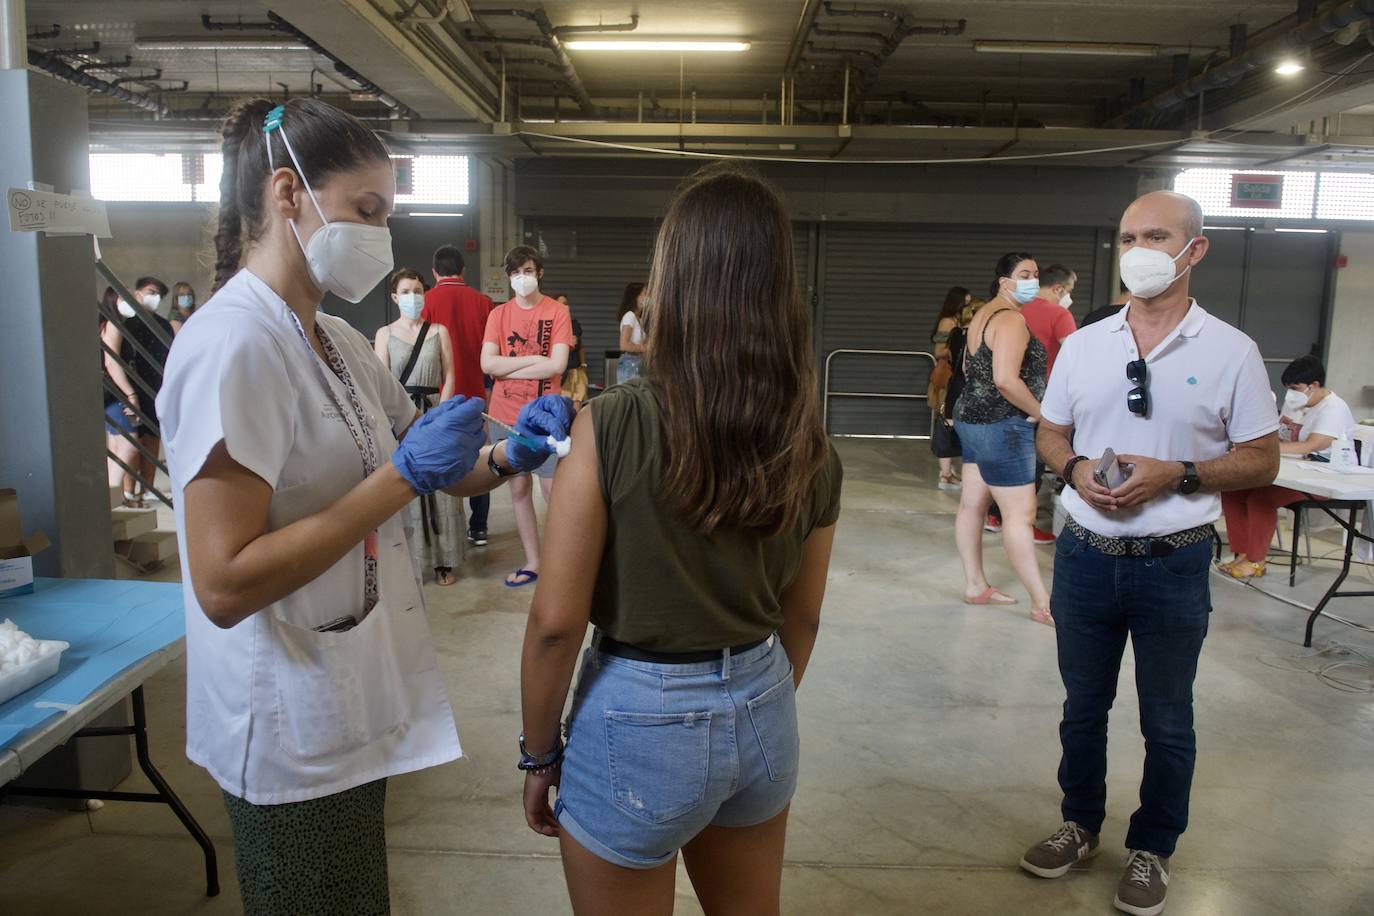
483, 413, 573, 458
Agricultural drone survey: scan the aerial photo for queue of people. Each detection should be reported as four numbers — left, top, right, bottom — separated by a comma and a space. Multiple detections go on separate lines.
133, 95, 1355, 916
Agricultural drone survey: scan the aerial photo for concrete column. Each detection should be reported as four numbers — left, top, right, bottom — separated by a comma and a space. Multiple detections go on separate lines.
0, 68, 116, 578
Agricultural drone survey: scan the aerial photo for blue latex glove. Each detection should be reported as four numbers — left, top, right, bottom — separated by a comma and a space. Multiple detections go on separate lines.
504, 395, 576, 472
393, 396, 487, 494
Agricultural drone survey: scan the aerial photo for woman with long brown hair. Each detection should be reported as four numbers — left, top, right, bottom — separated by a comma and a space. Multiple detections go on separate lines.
518, 164, 843, 914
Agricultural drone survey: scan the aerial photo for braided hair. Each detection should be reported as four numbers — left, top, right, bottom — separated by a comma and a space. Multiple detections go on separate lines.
213, 97, 390, 293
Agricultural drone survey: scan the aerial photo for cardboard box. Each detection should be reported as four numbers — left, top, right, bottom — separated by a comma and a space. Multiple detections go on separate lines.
0, 489, 51, 597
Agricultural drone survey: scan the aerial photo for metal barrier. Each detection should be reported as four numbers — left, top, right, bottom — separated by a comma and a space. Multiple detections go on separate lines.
822, 349, 938, 437
98, 258, 175, 509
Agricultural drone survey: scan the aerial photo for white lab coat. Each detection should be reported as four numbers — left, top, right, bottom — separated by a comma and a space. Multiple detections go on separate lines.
158, 269, 462, 805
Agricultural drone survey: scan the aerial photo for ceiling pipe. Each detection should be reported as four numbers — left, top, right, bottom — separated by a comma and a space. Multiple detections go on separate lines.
821, 2, 966, 40
75, 55, 132, 74
393, 0, 474, 29
468, 7, 637, 117
816, 1, 966, 121
550, 14, 639, 37
812, 24, 892, 44
27, 47, 167, 114
200, 14, 413, 116
1114, 0, 1374, 125
783, 0, 825, 78
27, 24, 62, 41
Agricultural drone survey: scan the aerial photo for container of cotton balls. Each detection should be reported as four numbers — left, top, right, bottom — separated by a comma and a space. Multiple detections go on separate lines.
0, 619, 69, 706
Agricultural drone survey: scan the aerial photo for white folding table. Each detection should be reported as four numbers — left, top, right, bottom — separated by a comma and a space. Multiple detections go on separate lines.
1271, 457, 1374, 647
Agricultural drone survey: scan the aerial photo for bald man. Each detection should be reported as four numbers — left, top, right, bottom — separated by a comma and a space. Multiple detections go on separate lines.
1022, 191, 1279, 916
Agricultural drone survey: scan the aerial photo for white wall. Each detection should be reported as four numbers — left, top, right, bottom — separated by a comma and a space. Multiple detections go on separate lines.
1328, 230, 1374, 418
97, 204, 217, 305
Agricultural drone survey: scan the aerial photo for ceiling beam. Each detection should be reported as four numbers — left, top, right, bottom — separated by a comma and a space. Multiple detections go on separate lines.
783, 0, 825, 77
268, 0, 499, 121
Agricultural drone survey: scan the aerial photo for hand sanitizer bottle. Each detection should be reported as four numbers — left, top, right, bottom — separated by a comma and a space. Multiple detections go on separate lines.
1332, 432, 1356, 470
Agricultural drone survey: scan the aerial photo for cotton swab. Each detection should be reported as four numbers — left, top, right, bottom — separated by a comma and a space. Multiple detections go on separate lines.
483, 413, 573, 458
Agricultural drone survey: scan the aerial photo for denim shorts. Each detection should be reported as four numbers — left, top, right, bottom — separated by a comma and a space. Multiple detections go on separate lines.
554, 634, 799, 869
954, 415, 1038, 487
488, 422, 558, 479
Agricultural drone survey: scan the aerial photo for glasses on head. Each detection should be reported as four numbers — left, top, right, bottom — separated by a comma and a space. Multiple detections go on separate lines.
1126, 358, 1149, 417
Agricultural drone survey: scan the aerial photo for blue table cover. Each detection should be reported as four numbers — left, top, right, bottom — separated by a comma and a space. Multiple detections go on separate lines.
0, 578, 184, 750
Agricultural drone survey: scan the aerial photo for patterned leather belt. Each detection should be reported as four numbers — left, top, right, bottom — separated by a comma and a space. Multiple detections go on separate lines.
1064, 516, 1214, 558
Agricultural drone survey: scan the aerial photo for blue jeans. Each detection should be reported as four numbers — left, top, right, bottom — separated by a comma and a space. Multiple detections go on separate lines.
1051, 523, 1212, 857
554, 635, 798, 869
953, 416, 1038, 487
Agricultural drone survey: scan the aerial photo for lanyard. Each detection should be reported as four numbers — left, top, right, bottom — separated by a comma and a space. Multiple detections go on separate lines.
286, 310, 381, 612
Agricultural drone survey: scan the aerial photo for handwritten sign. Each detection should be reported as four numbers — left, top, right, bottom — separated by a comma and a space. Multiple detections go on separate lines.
7, 188, 111, 237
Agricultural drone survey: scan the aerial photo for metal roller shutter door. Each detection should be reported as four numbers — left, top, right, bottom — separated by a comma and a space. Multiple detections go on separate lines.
521, 217, 815, 388
820, 223, 1099, 436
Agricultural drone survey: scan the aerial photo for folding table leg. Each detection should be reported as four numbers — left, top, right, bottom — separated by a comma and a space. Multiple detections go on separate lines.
130, 687, 220, 897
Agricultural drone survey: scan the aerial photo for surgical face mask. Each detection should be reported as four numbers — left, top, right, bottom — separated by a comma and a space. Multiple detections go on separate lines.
511, 274, 539, 298
1010, 278, 1039, 304
177, 294, 193, 310
1119, 239, 1196, 299
396, 292, 423, 319
1059, 293, 1073, 308
140, 292, 161, 311
116, 299, 136, 319
1284, 388, 1310, 411
267, 120, 394, 304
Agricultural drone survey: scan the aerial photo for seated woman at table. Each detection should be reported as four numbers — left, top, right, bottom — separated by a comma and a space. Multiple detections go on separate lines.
1220, 355, 1357, 579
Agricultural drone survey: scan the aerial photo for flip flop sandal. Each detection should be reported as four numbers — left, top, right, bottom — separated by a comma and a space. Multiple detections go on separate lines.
1031, 607, 1055, 627
964, 586, 1017, 605
505, 568, 539, 588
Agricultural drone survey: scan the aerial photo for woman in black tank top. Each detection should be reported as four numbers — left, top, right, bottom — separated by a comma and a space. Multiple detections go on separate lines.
952, 253, 1053, 626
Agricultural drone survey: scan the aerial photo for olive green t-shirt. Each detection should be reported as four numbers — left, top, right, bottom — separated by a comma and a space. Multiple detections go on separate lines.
590, 379, 843, 652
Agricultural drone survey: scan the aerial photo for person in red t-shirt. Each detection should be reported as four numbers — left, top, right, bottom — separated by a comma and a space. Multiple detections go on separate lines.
1020, 263, 1079, 380
424, 245, 495, 545
481, 246, 574, 588
1017, 263, 1079, 545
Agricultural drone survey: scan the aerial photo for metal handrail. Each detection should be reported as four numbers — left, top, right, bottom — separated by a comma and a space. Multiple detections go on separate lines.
98, 258, 174, 509
822, 348, 938, 436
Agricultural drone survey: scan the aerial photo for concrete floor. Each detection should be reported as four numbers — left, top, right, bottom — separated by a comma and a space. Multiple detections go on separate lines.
3, 439, 1374, 915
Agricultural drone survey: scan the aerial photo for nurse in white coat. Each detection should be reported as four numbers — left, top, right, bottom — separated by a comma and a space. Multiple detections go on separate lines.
157, 97, 571, 915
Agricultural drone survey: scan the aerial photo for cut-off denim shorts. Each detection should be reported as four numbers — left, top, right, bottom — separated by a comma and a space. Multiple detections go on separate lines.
954, 414, 1039, 487
554, 633, 799, 869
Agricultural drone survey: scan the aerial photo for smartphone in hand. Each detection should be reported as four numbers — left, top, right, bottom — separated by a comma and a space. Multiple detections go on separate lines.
1094, 448, 1130, 489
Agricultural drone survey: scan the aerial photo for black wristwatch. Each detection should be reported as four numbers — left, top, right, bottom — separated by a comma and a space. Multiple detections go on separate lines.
1063, 455, 1090, 490
487, 443, 518, 479
1177, 460, 1201, 495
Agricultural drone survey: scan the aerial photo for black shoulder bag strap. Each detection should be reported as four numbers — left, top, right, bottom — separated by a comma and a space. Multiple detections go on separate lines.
396, 321, 431, 387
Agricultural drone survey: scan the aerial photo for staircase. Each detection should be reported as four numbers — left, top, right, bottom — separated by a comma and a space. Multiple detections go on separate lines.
110, 487, 178, 572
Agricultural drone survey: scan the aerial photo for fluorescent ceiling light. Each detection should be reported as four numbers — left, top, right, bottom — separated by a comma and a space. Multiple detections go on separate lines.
974, 40, 1160, 58
406, 212, 466, 218
1275, 60, 1305, 75
135, 38, 308, 51
1274, 227, 1326, 233
564, 39, 750, 52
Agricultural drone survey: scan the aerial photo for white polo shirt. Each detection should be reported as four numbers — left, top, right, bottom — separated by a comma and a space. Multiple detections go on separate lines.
1043, 300, 1279, 538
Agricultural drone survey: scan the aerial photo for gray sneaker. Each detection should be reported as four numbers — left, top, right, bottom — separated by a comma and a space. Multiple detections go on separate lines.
1019, 821, 1100, 878
1114, 850, 1170, 916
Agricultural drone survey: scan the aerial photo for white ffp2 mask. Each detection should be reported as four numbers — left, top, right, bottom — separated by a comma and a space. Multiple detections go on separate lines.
117, 299, 136, 318
1120, 239, 1196, 299
1283, 388, 1310, 412
511, 274, 539, 298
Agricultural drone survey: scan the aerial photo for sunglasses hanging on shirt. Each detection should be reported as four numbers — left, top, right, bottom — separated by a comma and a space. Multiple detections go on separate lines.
1126, 358, 1149, 417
